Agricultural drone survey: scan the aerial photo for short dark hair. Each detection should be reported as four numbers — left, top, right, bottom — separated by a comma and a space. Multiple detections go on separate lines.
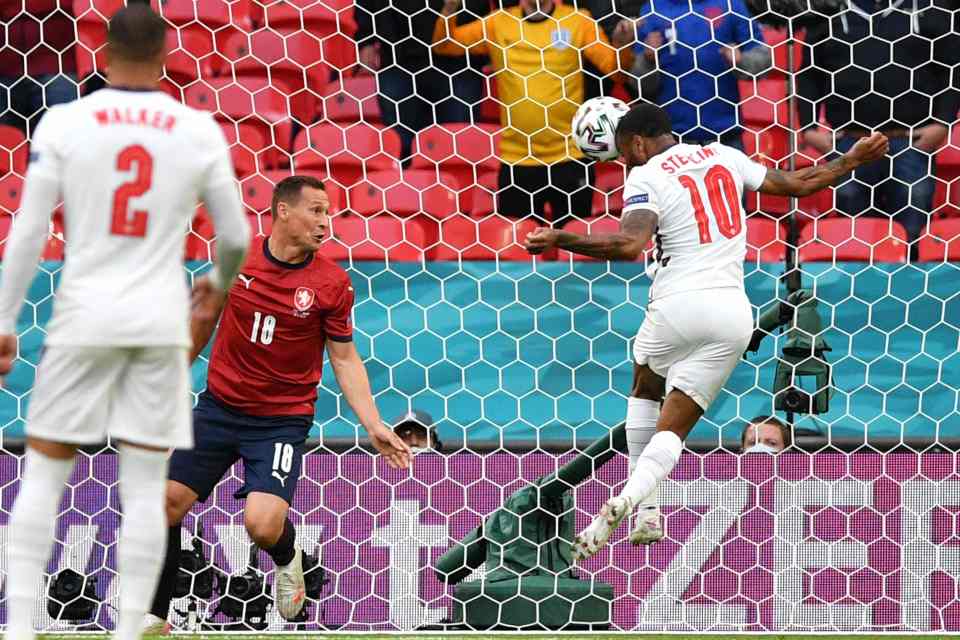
107, 3, 168, 63
741, 415, 792, 450
615, 103, 673, 142
271, 175, 326, 219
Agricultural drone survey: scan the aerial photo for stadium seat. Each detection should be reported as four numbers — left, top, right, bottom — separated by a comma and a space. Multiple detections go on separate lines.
592, 162, 625, 217
321, 76, 381, 124
185, 207, 215, 261
323, 213, 428, 262
220, 30, 329, 124
432, 215, 544, 261
347, 170, 459, 219
469, 170, 498, 217
220, 122, 272, 177
410, 124, 501, 188
158, 0, 257, 51
557, 216, 623, 261
163, 30, 216, 88
183, 77, 293, 153
798, 217, 909, 262
74, 0, 126, 80
0, 125, 28, 177
258, 0, 357, 71
918, 218, 960, 261
0, 174, 22, 217
292, 123, 401, 189
240, 170, 294, 217
746, 217, 787, 262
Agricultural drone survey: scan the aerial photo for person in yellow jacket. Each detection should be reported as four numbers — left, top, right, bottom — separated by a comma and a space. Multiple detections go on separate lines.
433, 0, 634, 225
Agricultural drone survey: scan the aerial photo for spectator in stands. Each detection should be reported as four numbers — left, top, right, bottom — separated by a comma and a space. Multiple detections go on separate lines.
740, 415, 791, 454
433, 0, 634, 226
632, 0, 771, 149
392, 409, 444, 453
355, 0, 490, 161
0, 1, 78, 135
796, 1, 960, 244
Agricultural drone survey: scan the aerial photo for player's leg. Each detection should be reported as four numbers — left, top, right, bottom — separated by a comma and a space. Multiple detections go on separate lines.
573, 363, 666, 560
148, 393, 243, 624
5, 347, 113, 640
236, 423, 311, 620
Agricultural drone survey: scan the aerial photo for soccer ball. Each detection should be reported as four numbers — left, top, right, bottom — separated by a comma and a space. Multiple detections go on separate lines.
571, 96, 629, 161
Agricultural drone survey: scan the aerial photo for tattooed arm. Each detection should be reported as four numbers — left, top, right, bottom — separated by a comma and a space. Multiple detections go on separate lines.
523, 209, 658, 261
759, 132, 889, 197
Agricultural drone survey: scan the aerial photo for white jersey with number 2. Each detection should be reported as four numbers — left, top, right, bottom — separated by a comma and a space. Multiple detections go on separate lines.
621, 142, 768, 302
5, 88, 246, 347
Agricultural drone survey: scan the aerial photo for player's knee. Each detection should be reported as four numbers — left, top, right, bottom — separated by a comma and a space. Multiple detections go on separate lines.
244, 511, 284, 548
631, 365, 665, 400
164, 481, 197, 526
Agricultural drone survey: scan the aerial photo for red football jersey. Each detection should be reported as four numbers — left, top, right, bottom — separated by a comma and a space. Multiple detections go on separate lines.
207, 238, 355, 416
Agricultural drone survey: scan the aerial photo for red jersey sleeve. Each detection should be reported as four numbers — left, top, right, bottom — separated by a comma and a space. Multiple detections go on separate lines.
325, 277, 355, 342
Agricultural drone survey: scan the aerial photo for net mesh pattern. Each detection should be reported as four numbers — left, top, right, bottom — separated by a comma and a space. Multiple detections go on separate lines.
0, 0, 958, 632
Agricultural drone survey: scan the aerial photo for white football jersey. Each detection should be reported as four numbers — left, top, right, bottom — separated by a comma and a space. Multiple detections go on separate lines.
24, 88, 240, 347
621, 142, 768, 302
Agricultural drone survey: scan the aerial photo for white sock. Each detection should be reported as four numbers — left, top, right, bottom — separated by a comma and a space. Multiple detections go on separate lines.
114, 446, 170, 640
6, 449, 75, 640
626, 398, 660, 510
618, 431, 682, 507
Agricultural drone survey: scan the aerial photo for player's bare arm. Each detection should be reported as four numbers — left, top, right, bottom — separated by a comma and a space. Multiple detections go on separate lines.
188, 278, 227, 362
524, 209, 659, 260
326, 338, 413, 469
758, 132, 889, 197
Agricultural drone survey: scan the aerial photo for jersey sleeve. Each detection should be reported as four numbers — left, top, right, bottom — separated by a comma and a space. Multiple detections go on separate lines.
621, 169, 661, 216
723, 144, 768, 191
25, 107, 64, 183
325, 276, 355, 342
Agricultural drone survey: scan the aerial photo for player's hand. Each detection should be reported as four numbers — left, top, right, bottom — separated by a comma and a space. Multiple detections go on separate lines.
802, 128, 834, 154
368, 424, 413, 469
524, 228, 560, 255
845, 132, 889, 167
191, 276, 227, 325
0, 334, 16, 383
912, 123, 948, 153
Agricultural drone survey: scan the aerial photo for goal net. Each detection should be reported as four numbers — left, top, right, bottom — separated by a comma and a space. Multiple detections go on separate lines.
0, 0, 958, 632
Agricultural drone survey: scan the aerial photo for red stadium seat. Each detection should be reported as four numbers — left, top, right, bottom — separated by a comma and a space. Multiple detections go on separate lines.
0, 174, 22, 216
240, 170, 294, 216
74, 0, 126, 79
159, 0, 257, 52
220, 30, 329, 124
258, 0, 357, 71
163, 30, 216, 88
469, 170, 498, 217
557, 216, 623, 261
183, 77, 293, 153
432, 215, 544, 261
220, 122, 272, 177
323, 214, 428, 262
321, 76, 380, 124
185, 207, 215, 261
347, 170, 459, 219
292, 123, 401, 189
746, 217, 787, 262
798, 217, 909, 262
592, 161, 625, 217
0, 125, 28, 177
918, 218, 960, 261
410, 124, 501, 188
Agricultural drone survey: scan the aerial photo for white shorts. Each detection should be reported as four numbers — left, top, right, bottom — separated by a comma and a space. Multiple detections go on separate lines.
633, 288, 753, 410
26, 346, 193, 449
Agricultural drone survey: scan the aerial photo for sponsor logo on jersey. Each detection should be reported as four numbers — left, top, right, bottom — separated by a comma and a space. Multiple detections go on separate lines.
294, 287, 315, 312
551, 29, 572, 50
624, 193, 650, 206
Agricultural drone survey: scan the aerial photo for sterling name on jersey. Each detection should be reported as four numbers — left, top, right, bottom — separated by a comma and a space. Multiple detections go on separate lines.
207, 238, 355, 417
25, 88, 239, 346
621, 142, 768, 301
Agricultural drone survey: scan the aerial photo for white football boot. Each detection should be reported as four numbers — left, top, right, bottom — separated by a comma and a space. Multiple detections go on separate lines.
141, 613, 170, 635
572, 496, 633, 562
629, 505, 664, 545
274, 547, 307, 620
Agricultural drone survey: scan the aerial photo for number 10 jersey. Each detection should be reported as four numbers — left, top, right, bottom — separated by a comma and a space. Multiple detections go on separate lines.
621, 142, 768, 303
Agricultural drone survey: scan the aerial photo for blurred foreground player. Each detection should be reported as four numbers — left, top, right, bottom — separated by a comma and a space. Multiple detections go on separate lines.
145, 176, 412, 629
525, 104, 888, 560
0, 5, 249, 640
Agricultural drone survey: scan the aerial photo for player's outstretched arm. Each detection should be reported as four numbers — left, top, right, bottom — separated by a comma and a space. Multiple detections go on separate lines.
188, 278, 227, 362
524, 209, 658, 261
758, 132, 889, 197
0, 173, 60, 379
327, 338, 412, 469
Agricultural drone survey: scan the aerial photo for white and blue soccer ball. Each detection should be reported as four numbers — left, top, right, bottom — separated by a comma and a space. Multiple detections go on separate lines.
571, 96, 629, 161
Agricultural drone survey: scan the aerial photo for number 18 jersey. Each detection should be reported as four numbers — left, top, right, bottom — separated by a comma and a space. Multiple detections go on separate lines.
621, 142, 768, 302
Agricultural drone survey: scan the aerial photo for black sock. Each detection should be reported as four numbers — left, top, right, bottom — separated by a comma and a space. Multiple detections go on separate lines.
150, 525, 182, 619
265, 518, 296, 567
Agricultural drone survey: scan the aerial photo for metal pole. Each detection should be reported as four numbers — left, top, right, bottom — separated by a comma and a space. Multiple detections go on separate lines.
783, 20, 802, 296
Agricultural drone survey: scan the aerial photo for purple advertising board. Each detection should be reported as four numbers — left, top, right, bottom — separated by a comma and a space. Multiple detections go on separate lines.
1, 451, 958, 632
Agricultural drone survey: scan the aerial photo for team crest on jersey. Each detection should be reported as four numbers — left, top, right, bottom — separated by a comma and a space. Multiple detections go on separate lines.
294, 287, 315, 314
